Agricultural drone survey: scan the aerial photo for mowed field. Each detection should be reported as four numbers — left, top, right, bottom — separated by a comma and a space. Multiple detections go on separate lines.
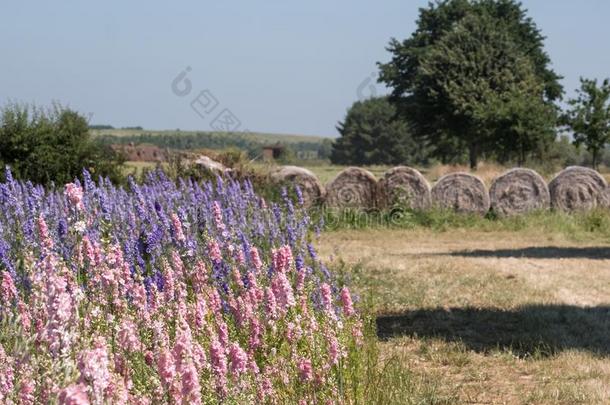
317, 228, 610, 404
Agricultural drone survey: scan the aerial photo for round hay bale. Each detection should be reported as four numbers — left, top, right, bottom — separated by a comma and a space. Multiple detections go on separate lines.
270, 166, 325, 207
325, 167, 377, 209
549, 166, 608, 211
193, 155, 228, 174
431, 172, 490, 215
378, 166, 431, 210
489, 168, 550, 216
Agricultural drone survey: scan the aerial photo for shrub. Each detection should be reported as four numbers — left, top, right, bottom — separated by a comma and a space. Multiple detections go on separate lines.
0, 103, 124, 185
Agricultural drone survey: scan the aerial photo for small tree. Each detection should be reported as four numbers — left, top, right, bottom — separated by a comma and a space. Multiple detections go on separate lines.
563, 78, 610, 169
331, 97, 424, 165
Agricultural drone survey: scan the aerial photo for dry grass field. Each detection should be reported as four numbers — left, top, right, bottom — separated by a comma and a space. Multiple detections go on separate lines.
317, 228, 610, 404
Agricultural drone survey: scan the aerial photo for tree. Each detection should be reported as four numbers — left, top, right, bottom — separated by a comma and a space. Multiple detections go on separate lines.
331, 97, 424, 165
563, 78, 610, 169
0, 103, 124, 185
379, 0, 562, 168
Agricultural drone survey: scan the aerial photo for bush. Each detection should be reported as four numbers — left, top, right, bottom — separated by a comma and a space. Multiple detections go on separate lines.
0, 103, 124, 185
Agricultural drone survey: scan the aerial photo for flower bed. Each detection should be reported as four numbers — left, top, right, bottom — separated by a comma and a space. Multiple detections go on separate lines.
0, 168, 362, 404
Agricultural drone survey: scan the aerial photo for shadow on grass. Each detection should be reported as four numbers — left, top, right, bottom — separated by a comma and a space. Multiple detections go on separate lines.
376, 305, 610, 357
445, 246, 610, 259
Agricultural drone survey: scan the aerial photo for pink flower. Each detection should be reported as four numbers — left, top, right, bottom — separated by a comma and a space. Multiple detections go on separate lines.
157, 349, 176, 387
320, 283, 333, 313
18, 378, 36, 405
210, 340, 227, 397
77, 338, 110, 403
340, 287, 355, 317
191, 261, 208, 293
217, 321, 229, 347
228, 342, 248, 375
181, 363, 202, 405
0, 345, 14, 399
117, 319, 141, 353
271, 272, 295, 310
37, 215, 53, 250
264, 287, 277, 321
327, 334, 341, 366
272, 245, 292, 273
58, 383, 90, 405
1, 271, 18, 303
64, 183, 85, 211
250, 247, 263, 271
297, 358, 313, 382
248, 318, 262, 350
208, 240, 222, 263
171, 213, 186, 243
212, 201, 225, 231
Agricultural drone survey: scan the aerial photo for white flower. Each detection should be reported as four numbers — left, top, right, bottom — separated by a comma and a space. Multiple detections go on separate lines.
74, 221, 86, 234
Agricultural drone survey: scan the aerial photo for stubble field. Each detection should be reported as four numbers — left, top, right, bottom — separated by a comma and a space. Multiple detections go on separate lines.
317, 228, 610, 404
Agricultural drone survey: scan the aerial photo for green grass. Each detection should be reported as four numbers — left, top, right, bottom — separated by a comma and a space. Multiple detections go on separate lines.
313, 207, 610, 242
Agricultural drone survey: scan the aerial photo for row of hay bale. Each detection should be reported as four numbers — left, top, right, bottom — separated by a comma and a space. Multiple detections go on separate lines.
271, 165, 610, 215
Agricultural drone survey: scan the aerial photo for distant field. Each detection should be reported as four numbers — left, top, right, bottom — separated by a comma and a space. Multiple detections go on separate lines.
91, 128, 329, 144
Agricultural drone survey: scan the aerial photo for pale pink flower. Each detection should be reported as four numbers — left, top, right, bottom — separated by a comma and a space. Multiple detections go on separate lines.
208, 240, 222, 263
18, 378, 36, 405
181, 363, 202, 404
217, 321, 229, 347
37, 215, 53, 250
232, 268, 244, 290
210, 339, 227, 397
250, 246, 263, 271
212, 201, 225, 231
264, 287, 278, 321
228, 342, 248, 375
272, 245, 292, 273
117, 319, 141, 353
320, 283, 334, 316
327, 334, 341, 366
271, 272, 295, 310
340, 286, 355, 317
191, 260, 208, 293
171, 213, 186, 243
248, 318, 262, 350
297, 358, 313, 382
64, 183, 85, 211
157, 348, 176, 388
0, 345, 14, 399
58, 383, 90, 405
1, 271, 18, 303
77, 338, 110, 403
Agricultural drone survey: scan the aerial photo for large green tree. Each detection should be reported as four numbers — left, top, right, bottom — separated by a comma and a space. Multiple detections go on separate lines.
0, 103, 124, 185
379, 0, 562, 168
331, 97, 425, 165
563, 78, 610, 169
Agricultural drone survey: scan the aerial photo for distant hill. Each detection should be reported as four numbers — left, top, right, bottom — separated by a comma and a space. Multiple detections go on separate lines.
91, 129, 333, 160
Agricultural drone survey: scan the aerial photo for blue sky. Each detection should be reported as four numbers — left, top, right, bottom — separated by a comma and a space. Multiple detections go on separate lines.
1, 1, 609, 137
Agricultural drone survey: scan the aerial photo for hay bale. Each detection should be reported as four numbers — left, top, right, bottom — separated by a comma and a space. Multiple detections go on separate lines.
270, 166, 325, 207
489, 168, 550, 216
549, 166, 608, 211
325, 167, 377, 209
431, 172, 490, 215
193, 155, 228, 174
378, 166, 431, 210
